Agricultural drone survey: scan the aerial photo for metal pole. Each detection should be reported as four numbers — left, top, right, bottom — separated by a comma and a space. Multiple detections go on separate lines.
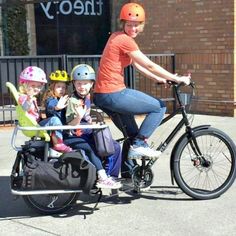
0, 5, 4, 56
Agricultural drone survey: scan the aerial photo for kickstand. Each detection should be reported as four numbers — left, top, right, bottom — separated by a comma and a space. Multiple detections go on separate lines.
90, 188, 103, 213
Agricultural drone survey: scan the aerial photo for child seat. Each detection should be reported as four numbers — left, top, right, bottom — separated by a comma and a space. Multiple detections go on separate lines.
6, 82, 50, 141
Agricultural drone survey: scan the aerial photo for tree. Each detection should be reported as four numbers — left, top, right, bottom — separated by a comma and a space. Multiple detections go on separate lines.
2, 4, 29, 55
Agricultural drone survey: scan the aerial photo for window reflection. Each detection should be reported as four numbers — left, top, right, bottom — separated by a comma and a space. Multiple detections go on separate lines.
0, 0, 111, 56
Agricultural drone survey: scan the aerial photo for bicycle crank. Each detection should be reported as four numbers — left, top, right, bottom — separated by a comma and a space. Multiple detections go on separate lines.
132, 166, 154, 191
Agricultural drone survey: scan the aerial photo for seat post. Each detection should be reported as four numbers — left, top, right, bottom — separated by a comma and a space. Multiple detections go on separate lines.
111, 113, 129, 138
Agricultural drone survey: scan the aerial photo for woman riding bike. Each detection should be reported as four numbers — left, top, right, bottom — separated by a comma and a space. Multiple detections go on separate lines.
93, 3, 191, 177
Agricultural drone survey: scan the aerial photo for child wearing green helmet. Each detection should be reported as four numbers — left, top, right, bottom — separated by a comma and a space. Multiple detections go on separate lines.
64, 64, 122, 189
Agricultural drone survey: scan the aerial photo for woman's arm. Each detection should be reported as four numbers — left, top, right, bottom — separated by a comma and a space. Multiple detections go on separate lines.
128, 50, 190, 84
133, 61, 167, 83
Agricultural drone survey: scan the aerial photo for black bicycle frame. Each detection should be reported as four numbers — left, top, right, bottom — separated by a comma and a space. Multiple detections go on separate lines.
146, 83, 204, 168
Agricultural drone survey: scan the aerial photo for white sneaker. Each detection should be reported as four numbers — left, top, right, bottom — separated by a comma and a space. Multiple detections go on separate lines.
49, 148, 62, 158
128, 145, 162, 159
96, 177, 122, 189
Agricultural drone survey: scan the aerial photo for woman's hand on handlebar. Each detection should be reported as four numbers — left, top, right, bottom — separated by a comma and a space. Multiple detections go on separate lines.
176, 73, 191, 85
157, 77, 167, 84
166, 73, 192, 87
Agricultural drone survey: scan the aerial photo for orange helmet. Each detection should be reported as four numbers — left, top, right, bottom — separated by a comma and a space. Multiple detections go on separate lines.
120, 3, 145, 22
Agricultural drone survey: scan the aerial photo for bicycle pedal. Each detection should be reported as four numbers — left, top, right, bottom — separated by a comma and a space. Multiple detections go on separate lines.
140, 186, 151, 192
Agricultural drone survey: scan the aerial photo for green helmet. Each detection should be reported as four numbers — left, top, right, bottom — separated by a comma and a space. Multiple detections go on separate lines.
71, 64, 96, 81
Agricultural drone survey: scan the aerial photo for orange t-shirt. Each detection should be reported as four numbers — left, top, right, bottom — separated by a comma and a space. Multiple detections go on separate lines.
94, 31, 139, 93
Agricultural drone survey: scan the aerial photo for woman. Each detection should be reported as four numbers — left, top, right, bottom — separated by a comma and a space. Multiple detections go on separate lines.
93, 3, 191, 164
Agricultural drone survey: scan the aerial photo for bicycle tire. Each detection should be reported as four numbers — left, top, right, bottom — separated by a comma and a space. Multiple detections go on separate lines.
173, 127, 236, 200
23, 192, 79, 215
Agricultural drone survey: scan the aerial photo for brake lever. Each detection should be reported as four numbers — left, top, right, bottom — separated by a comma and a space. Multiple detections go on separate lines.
190, 81, 195, 88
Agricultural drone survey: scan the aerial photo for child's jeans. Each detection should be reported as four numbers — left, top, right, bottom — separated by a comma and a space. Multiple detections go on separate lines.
64, 133, 122, 177
39, 116, 63, 140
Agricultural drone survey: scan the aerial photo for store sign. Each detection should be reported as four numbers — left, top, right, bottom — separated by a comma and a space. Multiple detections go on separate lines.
41, 0, 104, 19
34, 0, 110, 55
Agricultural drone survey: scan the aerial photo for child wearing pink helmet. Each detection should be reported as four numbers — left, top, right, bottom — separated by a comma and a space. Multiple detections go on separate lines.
18, 66, 72, 153
18, 66, 47, 122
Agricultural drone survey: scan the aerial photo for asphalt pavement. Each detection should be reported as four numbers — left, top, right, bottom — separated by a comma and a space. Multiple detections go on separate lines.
0, 114, 236, 236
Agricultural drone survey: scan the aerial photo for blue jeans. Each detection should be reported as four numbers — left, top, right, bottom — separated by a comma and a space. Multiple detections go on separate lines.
39, 116, 63, 140
94, 88, 166, 177
64, 134, 104, 171
64, 133, 122, 177
94, 88, 166, 139
104, 141, 122, 177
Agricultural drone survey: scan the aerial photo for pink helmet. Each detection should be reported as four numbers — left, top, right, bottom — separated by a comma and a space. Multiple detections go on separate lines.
19, 66, 47, 84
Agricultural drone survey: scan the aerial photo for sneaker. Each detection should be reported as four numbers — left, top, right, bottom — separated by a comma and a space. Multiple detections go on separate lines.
128, 145, 162, 159
53, 143, 72, 153
96, 177, 122, 189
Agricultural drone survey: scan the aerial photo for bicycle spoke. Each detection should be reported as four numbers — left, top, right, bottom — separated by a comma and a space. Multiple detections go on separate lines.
175, 129, 236, 199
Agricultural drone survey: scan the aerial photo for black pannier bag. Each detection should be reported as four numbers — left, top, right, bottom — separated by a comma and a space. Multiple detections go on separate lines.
21, 151, 96, 194
24, 140, 46, 160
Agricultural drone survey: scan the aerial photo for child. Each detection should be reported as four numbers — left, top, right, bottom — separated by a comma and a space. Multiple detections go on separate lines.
40, 70, 72, 153
18, 66, 47, 122
65, 64, 122, 189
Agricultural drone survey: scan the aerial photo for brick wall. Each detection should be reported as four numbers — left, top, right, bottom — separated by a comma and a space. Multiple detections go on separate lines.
131, 0, 235, 116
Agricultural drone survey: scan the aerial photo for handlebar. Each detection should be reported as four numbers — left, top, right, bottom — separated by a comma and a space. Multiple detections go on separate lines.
167, 80, 195, 89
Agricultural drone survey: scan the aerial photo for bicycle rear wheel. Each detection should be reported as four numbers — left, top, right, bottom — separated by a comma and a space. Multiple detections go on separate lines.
173, 127, 236, 200
23, 193, 79, 215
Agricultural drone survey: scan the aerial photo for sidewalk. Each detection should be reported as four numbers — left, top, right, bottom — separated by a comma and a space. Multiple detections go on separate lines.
0, 114, 236, 236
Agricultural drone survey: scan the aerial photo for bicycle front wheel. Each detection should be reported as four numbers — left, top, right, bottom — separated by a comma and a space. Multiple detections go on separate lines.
173, 127, 236, 200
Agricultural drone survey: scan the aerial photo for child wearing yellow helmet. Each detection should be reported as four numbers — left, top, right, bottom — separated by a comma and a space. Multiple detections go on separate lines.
40, 70, 72, 153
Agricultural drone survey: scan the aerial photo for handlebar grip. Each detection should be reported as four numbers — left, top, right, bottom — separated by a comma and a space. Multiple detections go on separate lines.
190, 81, 195, 88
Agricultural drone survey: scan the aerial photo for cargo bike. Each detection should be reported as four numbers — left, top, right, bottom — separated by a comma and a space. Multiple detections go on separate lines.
6, 81, 236, 215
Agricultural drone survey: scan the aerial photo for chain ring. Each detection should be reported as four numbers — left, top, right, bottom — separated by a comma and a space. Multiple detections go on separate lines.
132, 166, 154, 190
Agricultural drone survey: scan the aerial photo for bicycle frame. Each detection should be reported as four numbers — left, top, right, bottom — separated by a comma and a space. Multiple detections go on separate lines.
115, 82, 212, 184
116, 83, 196, 150
134, 82, 215, 186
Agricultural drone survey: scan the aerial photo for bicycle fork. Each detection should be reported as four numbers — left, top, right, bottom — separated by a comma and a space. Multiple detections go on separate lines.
186, 126, 212, 168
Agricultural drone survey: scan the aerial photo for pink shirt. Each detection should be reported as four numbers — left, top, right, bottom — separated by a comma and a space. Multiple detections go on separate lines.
18, 94, 40, 122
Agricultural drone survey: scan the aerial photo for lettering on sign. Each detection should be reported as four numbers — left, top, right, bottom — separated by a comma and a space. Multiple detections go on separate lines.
41, 0, 104, 20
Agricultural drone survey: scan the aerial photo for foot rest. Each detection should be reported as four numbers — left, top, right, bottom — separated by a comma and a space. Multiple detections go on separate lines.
11, 189, 83, 195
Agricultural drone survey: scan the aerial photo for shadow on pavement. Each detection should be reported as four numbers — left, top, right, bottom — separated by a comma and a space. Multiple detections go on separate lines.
0, 176, 102, 219
0, 176, 194, 220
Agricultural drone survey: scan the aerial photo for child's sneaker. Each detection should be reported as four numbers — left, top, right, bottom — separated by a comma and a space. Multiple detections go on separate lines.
128, 145, 161, 159
96, 177, 122, 189
53, 143, 72, 153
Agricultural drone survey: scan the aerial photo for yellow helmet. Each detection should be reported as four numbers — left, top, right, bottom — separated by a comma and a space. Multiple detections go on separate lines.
49, 70, 71, 82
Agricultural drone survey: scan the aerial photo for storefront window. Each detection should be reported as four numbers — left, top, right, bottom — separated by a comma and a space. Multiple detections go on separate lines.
0, 0, 111, 56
